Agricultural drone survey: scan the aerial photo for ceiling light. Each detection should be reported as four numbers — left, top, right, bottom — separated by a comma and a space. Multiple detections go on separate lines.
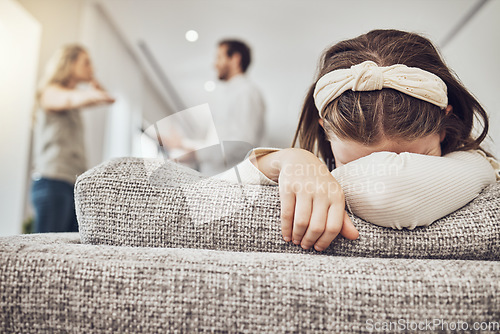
204, 81, 216, 92
185, 30, 199, 42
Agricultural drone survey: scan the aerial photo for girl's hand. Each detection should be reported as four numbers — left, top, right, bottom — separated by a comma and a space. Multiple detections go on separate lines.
253, 148, 359, 251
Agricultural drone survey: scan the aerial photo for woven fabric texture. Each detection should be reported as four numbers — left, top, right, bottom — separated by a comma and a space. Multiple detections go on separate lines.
1, 233, 499, 334
75, 158, 500, 260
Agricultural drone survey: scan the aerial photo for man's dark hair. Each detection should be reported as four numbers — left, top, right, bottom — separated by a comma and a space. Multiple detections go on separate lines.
219, 39, 251, 72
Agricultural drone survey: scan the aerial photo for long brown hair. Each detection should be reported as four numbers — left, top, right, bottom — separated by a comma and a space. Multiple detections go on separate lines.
292, 29, 489, 170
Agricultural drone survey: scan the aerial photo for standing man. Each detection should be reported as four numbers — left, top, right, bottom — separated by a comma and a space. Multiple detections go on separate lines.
161, 39, 266, 176
199, 39, 266, 174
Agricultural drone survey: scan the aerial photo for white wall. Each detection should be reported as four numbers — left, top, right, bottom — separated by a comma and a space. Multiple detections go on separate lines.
79, 2, 178, 166
442, 0, 500, 157
0, 0, 41, 236
79, 3, 144, 167
17, 0, 87, 82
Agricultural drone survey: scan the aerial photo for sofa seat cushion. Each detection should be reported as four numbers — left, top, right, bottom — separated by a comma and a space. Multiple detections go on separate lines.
75, 158, 500, 260
1, 233, 499, 333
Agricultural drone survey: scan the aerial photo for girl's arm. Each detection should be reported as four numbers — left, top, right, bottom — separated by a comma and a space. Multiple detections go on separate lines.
39, 84, 115, 112
215, 148, 497, 246
331, 150, 497, 229
216, 148, 359, 251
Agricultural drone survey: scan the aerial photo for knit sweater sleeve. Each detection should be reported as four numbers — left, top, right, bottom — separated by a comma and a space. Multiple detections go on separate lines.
331, 150, 497, 229
211, 148, 279, 186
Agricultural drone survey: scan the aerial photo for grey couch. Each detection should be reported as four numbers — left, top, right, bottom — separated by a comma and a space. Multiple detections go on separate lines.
1, 157, 499, 333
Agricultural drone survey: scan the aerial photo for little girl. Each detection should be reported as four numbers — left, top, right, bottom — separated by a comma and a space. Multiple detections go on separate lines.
216, 29, 499, 252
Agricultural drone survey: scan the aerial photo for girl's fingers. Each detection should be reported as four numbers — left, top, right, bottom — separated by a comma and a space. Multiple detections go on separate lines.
313, 203, 344, 251
314, 211, 359, 252
279, 186, 296, 242
300, 199, 329, 249
339, 211, 359, 240
291, 195, 312, 245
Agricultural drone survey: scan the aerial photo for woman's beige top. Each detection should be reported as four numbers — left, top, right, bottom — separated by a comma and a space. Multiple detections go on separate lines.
32, 109, 87, 184
214, 148, 500, 229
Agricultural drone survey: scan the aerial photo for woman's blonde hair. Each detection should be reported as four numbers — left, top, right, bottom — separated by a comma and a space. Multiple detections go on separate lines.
37, 44, 87, 100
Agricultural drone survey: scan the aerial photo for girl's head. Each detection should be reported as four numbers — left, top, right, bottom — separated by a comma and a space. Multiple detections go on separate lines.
293, 29, 489, 169
38, 44, 93, 93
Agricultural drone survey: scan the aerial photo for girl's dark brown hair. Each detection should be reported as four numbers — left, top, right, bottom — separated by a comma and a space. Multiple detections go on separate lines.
292, 29, 489, 170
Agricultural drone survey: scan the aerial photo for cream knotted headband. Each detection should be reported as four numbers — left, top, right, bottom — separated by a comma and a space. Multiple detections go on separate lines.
313, 60, 448, 117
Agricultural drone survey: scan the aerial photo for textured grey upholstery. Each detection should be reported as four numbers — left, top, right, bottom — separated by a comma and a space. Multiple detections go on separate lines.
2, 157, 499, 333
76, 157, 500, 260
1, 233, 499, 333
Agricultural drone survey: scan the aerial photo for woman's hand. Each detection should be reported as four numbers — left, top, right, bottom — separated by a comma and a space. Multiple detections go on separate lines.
253, 148, 359, 251
89, 78, 105, 91
84, 86, 116, 106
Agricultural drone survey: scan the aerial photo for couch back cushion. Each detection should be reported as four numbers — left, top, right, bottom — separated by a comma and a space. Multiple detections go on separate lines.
75, 158, 500, 260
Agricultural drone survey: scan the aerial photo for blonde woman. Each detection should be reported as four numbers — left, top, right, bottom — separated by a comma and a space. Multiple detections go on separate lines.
31, 44, 114, 233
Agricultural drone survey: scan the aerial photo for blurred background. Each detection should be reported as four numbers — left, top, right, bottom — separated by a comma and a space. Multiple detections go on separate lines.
1, 0, 499, 236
